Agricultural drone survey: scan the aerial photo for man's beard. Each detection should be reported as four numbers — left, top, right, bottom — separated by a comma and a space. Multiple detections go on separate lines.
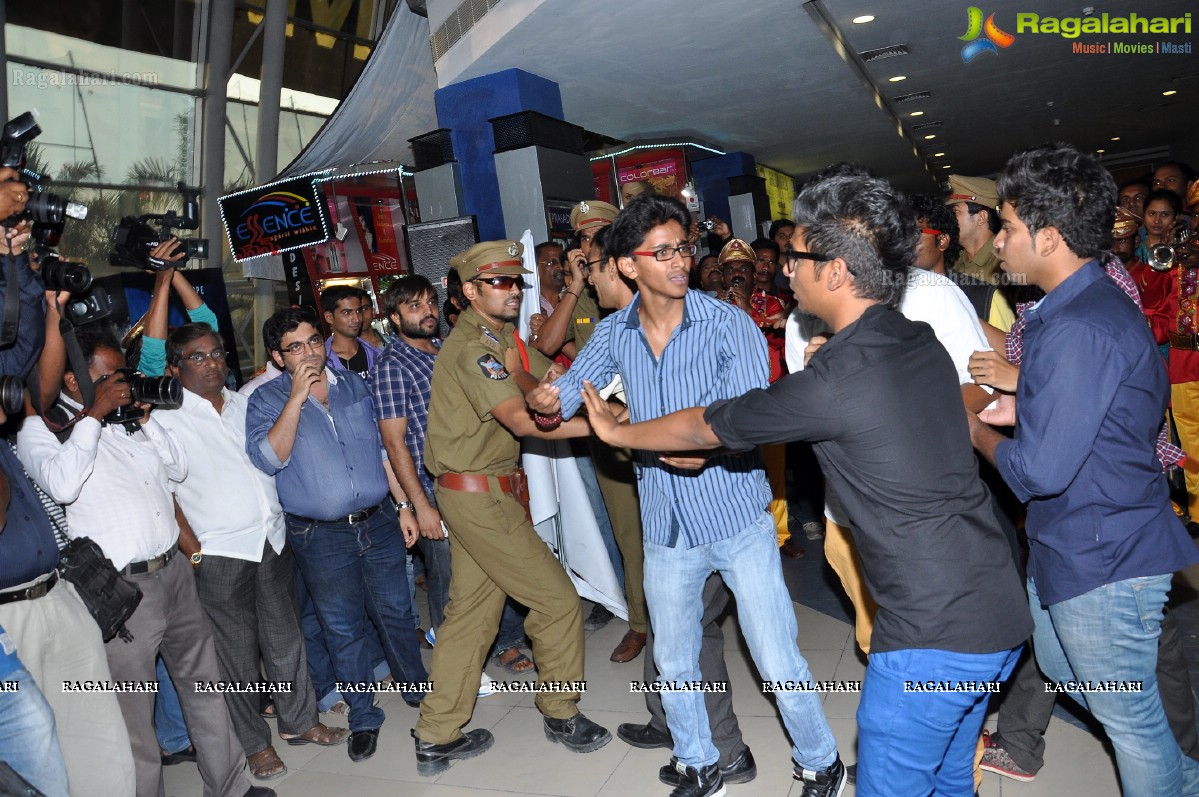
401, 316, 438, 339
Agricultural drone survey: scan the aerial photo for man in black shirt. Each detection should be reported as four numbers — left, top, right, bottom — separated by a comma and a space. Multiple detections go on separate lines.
580, 175, 1032, 797
321, 285, 381, 380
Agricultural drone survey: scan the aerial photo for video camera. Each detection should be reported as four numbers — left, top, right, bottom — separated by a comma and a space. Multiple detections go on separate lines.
1, 111, 88, 229
109, 182, 208, 271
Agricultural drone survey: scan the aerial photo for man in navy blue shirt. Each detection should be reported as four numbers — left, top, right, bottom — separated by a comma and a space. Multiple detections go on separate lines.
246, 306, 426, 763
970, 142, 1199, 797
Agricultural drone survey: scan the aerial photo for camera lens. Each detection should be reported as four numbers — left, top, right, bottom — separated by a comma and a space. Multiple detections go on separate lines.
0, 375, 23, 416
24, 191, 87, 225
127, 375, 183, 407
41, 256, 93, 294
183, 238, 209, 260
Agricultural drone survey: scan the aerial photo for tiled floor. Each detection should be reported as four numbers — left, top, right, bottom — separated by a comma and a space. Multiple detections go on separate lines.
163, 594, 1125, 797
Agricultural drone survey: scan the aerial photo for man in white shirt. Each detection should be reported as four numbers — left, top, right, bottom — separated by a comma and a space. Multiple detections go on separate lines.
17, 329, 268, 797
157, 323, 348, 781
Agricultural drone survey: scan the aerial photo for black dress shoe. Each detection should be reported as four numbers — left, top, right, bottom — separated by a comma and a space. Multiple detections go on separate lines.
543, 713, 612, 753
242, 788, 277, 797
617, 721, 673, 749
347, 728, 379, 761
660, 759, 724, 797
160, 746, 196, 766
660, 747, 756, 786
413, 728, 495, 775
584, 603, 614, 631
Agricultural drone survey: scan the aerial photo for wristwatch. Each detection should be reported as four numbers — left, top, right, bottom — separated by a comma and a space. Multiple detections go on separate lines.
189, 551, 203, 566
397, 500, 414, 512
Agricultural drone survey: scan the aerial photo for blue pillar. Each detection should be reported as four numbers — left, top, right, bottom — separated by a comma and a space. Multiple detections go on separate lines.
434, 69, 565, 240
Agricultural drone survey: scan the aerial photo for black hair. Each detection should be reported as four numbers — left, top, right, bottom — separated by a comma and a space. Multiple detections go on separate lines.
166, 323, 222, 366
792, 175, 915, 307
767, 219, 795, 240
809, 162, 875, 183
909, 193, 962, 267
996, 141, 1117, 260
534, 241, 562, 259
963, 201, 1002, 235
750, 238, 780, 257
1120, 175, 1151, 193
591, 225, 612, 263
65, 325, 122, 378
1144, 188, 1182, 217
380, 274, 436, 324
319, 284, 360, 315
262, 306, 320, 353
606, 195, 691, 261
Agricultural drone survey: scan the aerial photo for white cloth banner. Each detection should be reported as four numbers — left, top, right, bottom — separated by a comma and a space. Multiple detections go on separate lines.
516, 230, 627, 618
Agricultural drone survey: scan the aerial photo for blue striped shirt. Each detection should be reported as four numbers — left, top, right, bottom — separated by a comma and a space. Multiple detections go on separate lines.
370, 338, 440, 500
557, 290, 771, 547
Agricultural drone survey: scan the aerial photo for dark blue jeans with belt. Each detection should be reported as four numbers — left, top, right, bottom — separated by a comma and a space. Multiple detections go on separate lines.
286, 504, 428, 732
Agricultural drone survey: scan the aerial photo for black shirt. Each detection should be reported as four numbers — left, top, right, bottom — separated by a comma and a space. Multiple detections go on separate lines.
706, 304, 1032, 655
339, 346, 370, 381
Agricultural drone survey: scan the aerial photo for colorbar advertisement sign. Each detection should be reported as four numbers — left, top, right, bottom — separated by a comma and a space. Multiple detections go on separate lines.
220, 177, 330, 262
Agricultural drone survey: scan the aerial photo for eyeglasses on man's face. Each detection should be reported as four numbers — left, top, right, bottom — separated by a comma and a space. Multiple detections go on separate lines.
632, 243, 699, 262
780, 248, 831, 274
474, 275, 526, 291
182, 349, 227, 366
279, 334, 323, 355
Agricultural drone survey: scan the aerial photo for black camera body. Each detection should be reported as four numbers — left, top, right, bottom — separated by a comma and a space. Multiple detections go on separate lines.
109, 183, 209, 271
0, 112, 87, 229
101, 368, 183, 427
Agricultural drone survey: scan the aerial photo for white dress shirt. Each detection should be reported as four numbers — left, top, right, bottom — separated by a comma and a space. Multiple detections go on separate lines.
155, 387, 286, 561
17, 400, 187, 570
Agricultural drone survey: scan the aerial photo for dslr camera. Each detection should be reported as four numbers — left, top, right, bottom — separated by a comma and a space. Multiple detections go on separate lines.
100, 368, 183, 427
109, 182, 209, 271
1, 111, 88, 229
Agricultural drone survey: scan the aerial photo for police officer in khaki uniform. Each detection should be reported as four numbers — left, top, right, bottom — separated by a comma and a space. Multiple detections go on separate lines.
946, 175, 1003, 283
413, 240, 611, 775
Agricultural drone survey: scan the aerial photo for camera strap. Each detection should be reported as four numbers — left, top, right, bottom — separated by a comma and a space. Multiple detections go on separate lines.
0, 253, 21, 349
58, 313, 96, 410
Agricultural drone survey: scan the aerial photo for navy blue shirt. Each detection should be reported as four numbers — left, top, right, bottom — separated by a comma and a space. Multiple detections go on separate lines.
997, 261, 1199, 605
0, 253, 46, 380
246, 368, 391, 520
0, 442, 59, 590
556, 290, 772, 547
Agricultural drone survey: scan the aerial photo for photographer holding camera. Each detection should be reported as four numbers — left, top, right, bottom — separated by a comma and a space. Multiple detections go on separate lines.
16, 326, 267, 797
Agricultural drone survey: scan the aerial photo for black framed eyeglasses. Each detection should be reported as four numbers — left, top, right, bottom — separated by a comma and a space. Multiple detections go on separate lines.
780, 248, 831, 273
474, 275, 526, 291
632, 243, 699, 261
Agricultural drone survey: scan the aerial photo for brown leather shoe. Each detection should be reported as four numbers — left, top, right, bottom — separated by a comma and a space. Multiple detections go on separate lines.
609, 629, 647, 663
779, 537, 806, 560
282, 721, 350, 746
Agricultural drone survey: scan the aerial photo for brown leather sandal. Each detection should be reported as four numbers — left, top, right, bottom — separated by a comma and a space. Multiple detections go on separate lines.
281, 721, 350, 746
247, 745, 287, 780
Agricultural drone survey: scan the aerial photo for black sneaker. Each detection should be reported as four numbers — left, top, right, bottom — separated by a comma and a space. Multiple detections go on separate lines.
663, 759, 725, 797
660, 748, 756, 786
413, 728, 495, 775
584, 603, 614, 631
794, 756, 846, 797
543, 712, 612, 753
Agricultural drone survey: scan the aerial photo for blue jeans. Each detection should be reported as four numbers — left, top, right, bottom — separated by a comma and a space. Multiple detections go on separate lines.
576, 452, 625, 588
857, 647, 1020, 796
153, 656, 191, 754
491, 599, 529, 656
0, 667, 69, 797
1029, 575, 1199, 797
642, 511, 837, 770
416, 535, 452, 631
295, 564, 389, 712
287, 506, 429, 731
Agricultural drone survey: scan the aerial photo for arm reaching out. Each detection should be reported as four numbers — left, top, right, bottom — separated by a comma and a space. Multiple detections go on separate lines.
580, 381, 718, 451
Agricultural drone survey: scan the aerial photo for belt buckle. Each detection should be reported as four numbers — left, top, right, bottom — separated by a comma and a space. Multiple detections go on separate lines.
346, 508, 368, 524
1171, 332, 1198, 350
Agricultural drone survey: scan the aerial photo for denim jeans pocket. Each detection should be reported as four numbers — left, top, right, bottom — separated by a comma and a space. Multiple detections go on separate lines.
286, 518, 316, 549
1128, 574, 1170, 634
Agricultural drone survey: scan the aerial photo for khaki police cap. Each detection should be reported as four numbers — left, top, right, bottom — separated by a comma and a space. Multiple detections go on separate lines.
945, 175, 1000, 210
717, 238, 756, 266
570, 200, 619, 232
449, 240, 530, 283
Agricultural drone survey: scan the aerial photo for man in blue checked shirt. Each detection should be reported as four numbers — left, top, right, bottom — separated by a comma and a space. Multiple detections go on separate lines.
527, 195, 844, 797
246, 306, 426, 764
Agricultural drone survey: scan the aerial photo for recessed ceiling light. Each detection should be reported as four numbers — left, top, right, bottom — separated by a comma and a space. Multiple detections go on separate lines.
933, 152, 945, 157
909, 111, 924, 117
924, 134, 936, 140
853, 15, 875, 23
888, 75, 907, 82
942, 165, 951, 169
1096, 149, 1105, 153
1111, 136, 1120, 141
1164, 90, 1178, 96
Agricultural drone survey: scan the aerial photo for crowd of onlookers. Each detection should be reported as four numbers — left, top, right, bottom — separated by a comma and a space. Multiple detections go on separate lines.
0, 148, 1198, 797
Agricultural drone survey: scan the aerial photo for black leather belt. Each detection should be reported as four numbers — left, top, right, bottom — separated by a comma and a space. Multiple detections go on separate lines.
286, 502, 387, 526
0, 571, 58, 605
122, 544, 178, 576
1171, 332, 1199, 351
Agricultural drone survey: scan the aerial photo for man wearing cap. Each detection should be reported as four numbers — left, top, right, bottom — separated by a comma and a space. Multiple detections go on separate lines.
531, 200, 651, 663
413, 240, 611, 775
947, 175, 1004, 285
